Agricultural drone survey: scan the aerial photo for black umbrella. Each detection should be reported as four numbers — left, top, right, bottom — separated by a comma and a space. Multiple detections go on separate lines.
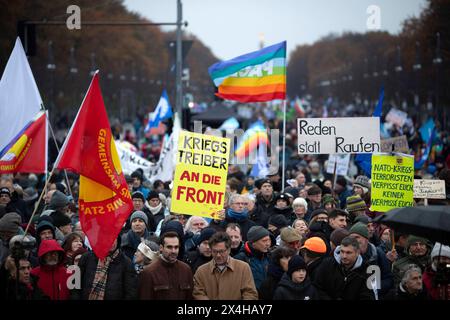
373, 206, 450, 245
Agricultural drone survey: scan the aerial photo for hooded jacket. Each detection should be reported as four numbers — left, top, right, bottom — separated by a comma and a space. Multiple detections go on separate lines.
361, 242, 393, 295
313, 246, 374, 300
31, 240, 70, 300
273, 273, 319, 300
234, 242, 270, 291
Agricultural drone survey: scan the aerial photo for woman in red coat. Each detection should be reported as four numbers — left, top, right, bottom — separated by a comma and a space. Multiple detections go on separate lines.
31, 239, 70, 300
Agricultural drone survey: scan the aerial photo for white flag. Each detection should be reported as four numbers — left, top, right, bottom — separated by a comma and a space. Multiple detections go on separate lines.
0, 38, 43, 154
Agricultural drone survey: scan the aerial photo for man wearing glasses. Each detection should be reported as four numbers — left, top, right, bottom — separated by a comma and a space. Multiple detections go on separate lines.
192, 232, 258, 300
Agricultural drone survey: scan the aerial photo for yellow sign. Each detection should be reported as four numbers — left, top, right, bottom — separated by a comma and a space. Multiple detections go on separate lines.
171, 131, 230, 219
370, 154, 414, 212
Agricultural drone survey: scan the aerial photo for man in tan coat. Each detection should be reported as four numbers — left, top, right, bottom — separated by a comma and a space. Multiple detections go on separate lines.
193, 232, 258, 300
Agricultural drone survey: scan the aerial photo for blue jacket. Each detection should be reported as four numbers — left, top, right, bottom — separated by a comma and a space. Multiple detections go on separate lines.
234, 242, 269, 291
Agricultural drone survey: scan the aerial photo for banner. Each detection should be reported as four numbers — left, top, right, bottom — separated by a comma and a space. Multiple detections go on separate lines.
0, 111, 47, 174
380, 135, 410, 153
370, 154, 414, 212
413, 179, 446, 199
54, 71, 133, 259
297, 117, 380, 154
171, 131, 230, 219
326, 154, 350, 176
115, 140, 155, 176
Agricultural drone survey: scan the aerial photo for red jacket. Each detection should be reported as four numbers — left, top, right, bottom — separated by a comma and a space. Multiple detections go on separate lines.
423, 267, 450, 300
31, 240, 70, 300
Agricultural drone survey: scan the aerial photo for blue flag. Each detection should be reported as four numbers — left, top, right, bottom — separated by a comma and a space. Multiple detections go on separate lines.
415, 126, 437, 169
145, 90, 173, 132
354, 86, 384, 177
419, 118, 435, 143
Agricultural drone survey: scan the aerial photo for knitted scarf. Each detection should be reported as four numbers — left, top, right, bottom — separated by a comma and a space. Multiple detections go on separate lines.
88, 249, 120, 300
227, 208, 248, 221
148, 203, 163, 215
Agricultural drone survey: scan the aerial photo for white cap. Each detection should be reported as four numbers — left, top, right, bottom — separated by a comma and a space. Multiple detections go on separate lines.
431, 242, 450, 260
137, 242, 159, 261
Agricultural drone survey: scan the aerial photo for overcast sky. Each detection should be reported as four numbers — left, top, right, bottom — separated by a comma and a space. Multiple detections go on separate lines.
124, 0, 427, 61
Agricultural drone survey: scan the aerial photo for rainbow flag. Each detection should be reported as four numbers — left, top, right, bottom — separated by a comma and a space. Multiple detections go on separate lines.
209, 41, 286, 102
235, 121, 269, 159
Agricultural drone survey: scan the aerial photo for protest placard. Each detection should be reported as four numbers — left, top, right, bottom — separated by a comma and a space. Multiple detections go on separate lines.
326, 154, 351, 176
380, 135, 410, 153
297, 117, 380, 154
413, 179, 446, 199
371, 154, 414, 212
115, 140, 155, 176
170, 131, 230, 219
385, 108, 408, 127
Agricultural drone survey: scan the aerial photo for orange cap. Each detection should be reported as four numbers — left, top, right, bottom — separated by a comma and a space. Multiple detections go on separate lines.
300, 237, 327, 254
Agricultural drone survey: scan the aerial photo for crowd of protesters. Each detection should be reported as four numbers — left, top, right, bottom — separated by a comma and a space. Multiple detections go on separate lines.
1, 103, 450, 300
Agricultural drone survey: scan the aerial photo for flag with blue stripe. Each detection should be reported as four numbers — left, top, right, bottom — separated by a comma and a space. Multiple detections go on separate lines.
145, 90, 173, 132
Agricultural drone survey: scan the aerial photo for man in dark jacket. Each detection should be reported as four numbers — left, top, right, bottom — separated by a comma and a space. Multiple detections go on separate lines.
349, 222, 393, 297
219, 195, 256, 242
385, 264, 430, 300
121, 211, 153, 260
300, 237, 327, 284
185, 227, 216, 273
252, 179, 275, 228
314, 236, 374, 300
139, 231, 193, 300
235, 226, 271, 293
73, 238, 138, 300
225, 223, 243, 257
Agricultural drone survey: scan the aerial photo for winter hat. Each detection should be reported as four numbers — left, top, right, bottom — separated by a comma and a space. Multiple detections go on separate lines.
0, 212, 22, 234
52, 213, 72, 228
130, 211, 148, 226
268, 214, 290, 229
23, 187, 38, 202
330, 228, 350, 246
137, 240, 159, 261
335, 176, 347, 188
287, 255, 307, 277
0, 187, 11, 197
132, 191, 145, 202
322, 194, 337, 206
247, 226, 271, 243
346, 195, 366, 213
147, 191, 160, 201
353, 175, 371, 194
430, 242, 450, 260
354, 215, 372, 225
310, 208, 328, 221
281, 227, 301, 243
300, 236, 327, 254
197, 227, 217, 245
255, 178, 272, 189
36, 220, 56, 237
160, 220, 184, 242
292, 197, 308, 210
406, 235, 431, 250
48, 190, 69, 210
275, 193, 290, 204
349, 222, 369, 239
9, 234, 36, 250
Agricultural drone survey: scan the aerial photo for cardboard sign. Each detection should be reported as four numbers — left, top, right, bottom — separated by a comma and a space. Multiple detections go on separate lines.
326, 154, 350, 176
413, 179, 446, 199
371, 154, 414, 212
386, 108, 408, 127
170, 131, 230, 219
297, 117, 380, 154
380, 136, 410, 153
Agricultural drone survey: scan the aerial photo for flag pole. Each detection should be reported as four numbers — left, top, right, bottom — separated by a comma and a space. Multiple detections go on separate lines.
282, 99, 286, 192
23, 167, 56, 236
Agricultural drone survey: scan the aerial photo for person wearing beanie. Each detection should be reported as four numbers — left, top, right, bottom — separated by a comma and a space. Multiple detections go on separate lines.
322, 194, 337, 213
345, 194, 367, 225
131, 170, 150, 199
133, 240, 159, 274
422, 242, 450, 300
254, 179, 275, 228
235, 226, 272, 291
145, 190, 167, 227
52, 213, 73, 237
392, 235, 433, 288
309, 208, 328, 225
349, 222, 394, 296
273, 255, 319, 300
305, 185, 322, 222
124, 192, 156, 233
36, 219, 56, 242
270, 193, 295, 224
48, 190, 69, 212
121, 210, 152, 260
0, 212, 22, 266
185, 227, 217, 273
353, 175, 371, 196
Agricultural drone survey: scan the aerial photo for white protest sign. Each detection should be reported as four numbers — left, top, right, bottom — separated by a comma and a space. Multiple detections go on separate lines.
327, 154, 351, 176
386, 108, 408, 127
413, 179, 446, 199
297, 117, 380, 154
115, 140, 155, 176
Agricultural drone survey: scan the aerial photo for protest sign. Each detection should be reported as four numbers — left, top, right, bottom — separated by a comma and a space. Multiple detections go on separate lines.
413, 179, 446, 199
326, 154, 351, 176
371, 154, 414, 212
115, 140, 155, 176
380, 135, 410, 153
297, 117, 380, 154
385, 108, 408, 127
171, 131, 230, 219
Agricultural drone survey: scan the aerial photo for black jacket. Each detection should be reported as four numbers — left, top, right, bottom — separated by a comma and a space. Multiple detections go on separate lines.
273, 274, 319, 300
72, 250, 138, 300
184, 249, 212, 274
384, 284, 431, 301
306, 256, 326, 285
314, 246, 375, 300
259, 263, 284, 300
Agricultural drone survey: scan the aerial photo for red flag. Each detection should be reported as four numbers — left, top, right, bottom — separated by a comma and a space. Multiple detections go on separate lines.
0, 111, 47, 174
54, 71, 133, 259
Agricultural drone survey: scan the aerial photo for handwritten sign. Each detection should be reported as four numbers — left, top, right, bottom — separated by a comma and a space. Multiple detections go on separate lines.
413, 179, 446, 199
326, 154, 350, 176
381, 136, 410, 153
297, 117, 380, 154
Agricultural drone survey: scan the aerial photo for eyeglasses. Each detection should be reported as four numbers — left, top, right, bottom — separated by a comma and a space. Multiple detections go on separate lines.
232, 202, 247, 206
212, 249, 228, 255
